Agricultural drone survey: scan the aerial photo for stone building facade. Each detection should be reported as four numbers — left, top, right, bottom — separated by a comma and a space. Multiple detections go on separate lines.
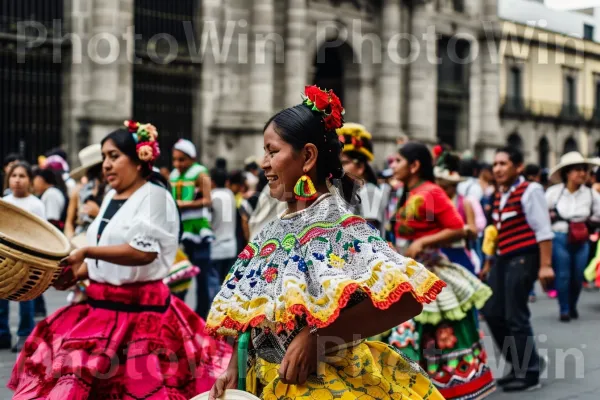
1, 0, 502, 169
498, 1, 600, 167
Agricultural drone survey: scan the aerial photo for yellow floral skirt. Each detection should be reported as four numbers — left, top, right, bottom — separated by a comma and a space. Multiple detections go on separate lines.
246, 341, 445, 400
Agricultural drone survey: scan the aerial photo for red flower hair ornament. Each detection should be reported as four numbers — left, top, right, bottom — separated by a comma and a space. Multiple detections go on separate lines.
124, 120, 161, 165
302, 85, 345, 132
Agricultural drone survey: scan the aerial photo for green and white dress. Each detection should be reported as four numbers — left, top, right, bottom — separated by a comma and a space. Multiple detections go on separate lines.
170, 163, 213, 244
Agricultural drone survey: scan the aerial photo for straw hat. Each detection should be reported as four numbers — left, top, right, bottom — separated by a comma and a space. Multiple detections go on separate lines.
70, 144, 103, 180
549, 151, 600, 182
337, 123, 374, 162
434, 166, 465, 183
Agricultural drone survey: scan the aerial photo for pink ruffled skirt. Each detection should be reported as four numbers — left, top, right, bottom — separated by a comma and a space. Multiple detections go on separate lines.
8, 280, 232, 399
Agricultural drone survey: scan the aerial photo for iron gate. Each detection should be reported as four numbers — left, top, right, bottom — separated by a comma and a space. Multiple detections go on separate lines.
132, 0, 198, 169
0, 0, 65, 164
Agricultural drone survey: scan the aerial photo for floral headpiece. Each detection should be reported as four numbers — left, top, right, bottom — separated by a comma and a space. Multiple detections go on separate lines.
124, 120, 161, 164
336, 123, 374, 162
302, 85, 345, 132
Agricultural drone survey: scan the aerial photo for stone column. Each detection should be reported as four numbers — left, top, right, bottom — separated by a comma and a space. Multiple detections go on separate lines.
469, 39, 483, 149
476, 0, 503, 161
376, 0, 403, 142
407, 2, 437, 144
247, 0, 275, 128
198, 0, 223, 163
85, 0, 134, 145
285, 0, 308, 107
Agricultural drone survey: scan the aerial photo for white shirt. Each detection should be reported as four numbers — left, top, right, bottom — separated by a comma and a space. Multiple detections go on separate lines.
41, 187, 65, 221
248, 186, 287, 240
545, 183, 600, 233
457, 178, 483, 202
85, 182, 180, 285
3, 194, 45, 219
495, 176, 554, 243
211, 188, 237, 260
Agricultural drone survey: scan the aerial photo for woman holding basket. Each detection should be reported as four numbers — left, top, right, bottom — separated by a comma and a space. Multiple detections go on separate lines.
9, 122, 231, 399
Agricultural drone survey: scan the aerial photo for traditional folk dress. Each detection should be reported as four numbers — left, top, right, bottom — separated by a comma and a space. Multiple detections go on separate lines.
170, 163, 213, 245
9, 182, 231, 399
387, 181, 495, 400
207, 192, 447, 400
440, 195, 485, 275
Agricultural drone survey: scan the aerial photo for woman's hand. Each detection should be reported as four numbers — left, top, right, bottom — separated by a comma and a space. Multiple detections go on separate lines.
82, 201, 100, 218
209, 368, 238, 400
278, 327, 321, 385
53, 265, 77, 291
479, 259, 492, 280
464, 226, 477, 241
61, 248, 87, 269
404, 239, 425, 259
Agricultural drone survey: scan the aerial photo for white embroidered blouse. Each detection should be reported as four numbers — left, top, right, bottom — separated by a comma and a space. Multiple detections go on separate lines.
85, 182, 180, 285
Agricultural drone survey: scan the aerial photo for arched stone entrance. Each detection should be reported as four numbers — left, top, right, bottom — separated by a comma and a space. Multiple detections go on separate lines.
507, 132, 524, 152
312, 41, 360, 122
563, 137, 578, 154
538, 137, 550, 169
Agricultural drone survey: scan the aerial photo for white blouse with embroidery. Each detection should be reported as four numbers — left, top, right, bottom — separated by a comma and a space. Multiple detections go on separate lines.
85, 182, 180, 285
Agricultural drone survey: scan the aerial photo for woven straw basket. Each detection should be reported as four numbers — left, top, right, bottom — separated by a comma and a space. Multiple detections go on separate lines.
0, 198, 70, 301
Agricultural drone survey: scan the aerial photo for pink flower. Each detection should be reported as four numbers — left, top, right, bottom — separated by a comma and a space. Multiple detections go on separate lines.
137, 144, 154, 162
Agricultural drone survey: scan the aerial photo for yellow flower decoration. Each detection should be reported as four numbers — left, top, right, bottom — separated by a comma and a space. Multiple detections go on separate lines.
328, 254, 346, 269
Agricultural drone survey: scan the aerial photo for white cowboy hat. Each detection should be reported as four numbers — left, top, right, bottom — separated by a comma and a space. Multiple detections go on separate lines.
434, 166, 465, 183
70, 144, 103, 180
549, 151, 600, 182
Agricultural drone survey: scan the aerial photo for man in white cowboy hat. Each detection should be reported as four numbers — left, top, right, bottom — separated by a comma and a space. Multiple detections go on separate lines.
545, 151, 600, 322
482, 146, 554, 392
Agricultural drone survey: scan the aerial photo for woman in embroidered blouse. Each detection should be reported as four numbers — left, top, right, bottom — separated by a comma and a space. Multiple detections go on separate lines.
9, 125, 231, 399
208, 87, 446, 400
387, 142, 495, 400
546, 152, 600, 322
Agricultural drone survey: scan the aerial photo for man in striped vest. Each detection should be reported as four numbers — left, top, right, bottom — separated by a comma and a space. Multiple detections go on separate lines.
170, 139, 215, 318
482, 146, 554, 392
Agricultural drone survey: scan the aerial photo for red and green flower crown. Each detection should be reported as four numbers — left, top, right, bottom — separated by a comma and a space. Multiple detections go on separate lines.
124, 120, 161, 164
302, 85, 345, 132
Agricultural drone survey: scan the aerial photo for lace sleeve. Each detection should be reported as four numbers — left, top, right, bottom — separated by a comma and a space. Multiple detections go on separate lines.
129, 233, 161, 253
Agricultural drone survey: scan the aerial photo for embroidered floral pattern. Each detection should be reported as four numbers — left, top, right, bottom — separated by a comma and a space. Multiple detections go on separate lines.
328, 254, 346, 269
435, 325, 458, 350
263, 267, 278, 283
259, 240, 278, 257
207, 194, 445, 337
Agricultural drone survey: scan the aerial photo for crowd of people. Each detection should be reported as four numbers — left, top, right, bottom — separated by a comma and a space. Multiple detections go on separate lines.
1, 85, 600, 399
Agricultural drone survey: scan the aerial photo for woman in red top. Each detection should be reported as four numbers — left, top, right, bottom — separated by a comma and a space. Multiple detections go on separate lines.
387, 142, 496, 400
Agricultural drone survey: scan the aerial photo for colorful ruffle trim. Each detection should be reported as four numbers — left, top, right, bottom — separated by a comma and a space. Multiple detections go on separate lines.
414, 283, 492, 326
206, 276, 446, 337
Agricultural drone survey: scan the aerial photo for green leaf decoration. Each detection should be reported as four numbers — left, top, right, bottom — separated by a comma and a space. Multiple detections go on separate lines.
336, 230, 342, 242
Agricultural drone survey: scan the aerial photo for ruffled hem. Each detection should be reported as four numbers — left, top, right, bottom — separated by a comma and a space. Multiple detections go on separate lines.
414, 284, 492, 325
9, 282, 232, 399
206, 277, 446, 337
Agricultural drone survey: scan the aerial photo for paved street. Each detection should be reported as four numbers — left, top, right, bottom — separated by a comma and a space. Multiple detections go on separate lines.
0, 283, 599, 399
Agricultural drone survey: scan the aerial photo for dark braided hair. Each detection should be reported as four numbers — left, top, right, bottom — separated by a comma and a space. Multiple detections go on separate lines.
264, 104, 358, 204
